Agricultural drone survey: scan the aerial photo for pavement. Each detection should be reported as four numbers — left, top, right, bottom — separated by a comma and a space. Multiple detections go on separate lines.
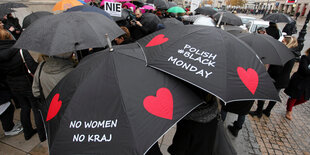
1, 11, 310, 155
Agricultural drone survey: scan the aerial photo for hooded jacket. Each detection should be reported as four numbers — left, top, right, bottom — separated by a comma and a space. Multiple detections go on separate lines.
32, 56, 75, 98
0, 40, 37, 95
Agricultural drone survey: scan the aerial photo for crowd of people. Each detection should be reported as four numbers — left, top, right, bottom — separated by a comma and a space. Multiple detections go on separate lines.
0, 1, 309, 154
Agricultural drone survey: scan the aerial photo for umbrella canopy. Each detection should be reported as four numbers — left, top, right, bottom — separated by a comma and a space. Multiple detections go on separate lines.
195, 7, 217, 16
65, 5, 112, 20
223, 25, 245, 35
193, 16, 216, 27
137, 25, 280, 103
167, 6, 186, 13
100, 0, 115, 6
168, 2, 177, 8
142, 5, 155, 11
116, 0, 131, 2
13, 12, 124, 56
112, 9, 131, 21
77, 0, 87, 4
146, 0, 169, 10
22, 11, 53, 29
237, 33, 295, 65
123, 3, 136, 11
0, 7, 15, 18
0, 2, 28, 9
162, 18, 184, 28
262, 13, 294, 23
213, 12, 243, 26
42, 43, 204, 154
132, 0, 144, 7
52, 0, 84, 11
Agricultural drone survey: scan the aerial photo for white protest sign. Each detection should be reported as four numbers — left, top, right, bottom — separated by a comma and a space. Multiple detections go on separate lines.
190, 0, 202, 12
104, 2, 122, 17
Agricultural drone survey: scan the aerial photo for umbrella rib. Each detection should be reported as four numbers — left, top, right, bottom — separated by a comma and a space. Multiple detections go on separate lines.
136, 42, 148, 66
110, 54, 140, 154
143, 102, 204, 155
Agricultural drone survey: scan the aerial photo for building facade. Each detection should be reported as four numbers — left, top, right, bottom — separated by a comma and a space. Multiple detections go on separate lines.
273, 0, 309, 16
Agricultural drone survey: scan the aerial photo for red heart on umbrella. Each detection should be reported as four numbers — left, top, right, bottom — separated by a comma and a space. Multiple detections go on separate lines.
145, 34, 169, 47
237, 67, 259, 95
46, 93, 62, 121
143, 88, 173, 120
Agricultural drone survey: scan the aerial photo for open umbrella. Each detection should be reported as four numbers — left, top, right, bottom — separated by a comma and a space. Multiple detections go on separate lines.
116, 0, 131, 2
137, 25, 280, 103
41, 43, 204, 154
223, 25, 245, 35
146, 0, 169, 10
132, 0, 144, 7
213, 12, 243, 26
65, 5, 112, 20
162, 18, 184, 28
13, 12, 124, 56
237, 33, 295, 65
112, 9, 131, 21
0, 2, 28, 9
52, 0, 84, 11
142, 5, 155, 11
195, 7, 217, 16
100, 0, 115, 6
262, 13, 294, 23
123, 3, 136, 11
167, 6, 186, 13
22, 11, 53, 29
168, 2, 177, 8
193, 16, 216, 27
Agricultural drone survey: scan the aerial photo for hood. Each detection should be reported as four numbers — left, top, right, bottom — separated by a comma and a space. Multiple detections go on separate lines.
0, 40, 18, 62
43, 57, 75, 74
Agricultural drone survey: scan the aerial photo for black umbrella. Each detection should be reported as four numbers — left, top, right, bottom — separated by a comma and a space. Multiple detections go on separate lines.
112, 9, 131, 22
0, 7, 15, 18
262, 13, 294, 23
213, 12, 243, 26
237, 33, 294, 65
168, 2, 177, 8
65, 5, 112, 20
13, 12, 124, 56
0, 2, 28, 9
146, 0, 169, 10
162, 18, 183, 28
22, 11, 53, 29
137, 25, 280, 103
42, 43, 204, 154
195, 7, 217, 16
223, 25, 246, 35
132, 0, 144, 7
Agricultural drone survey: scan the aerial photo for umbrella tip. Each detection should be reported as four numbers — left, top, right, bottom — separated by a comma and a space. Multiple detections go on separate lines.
105, 34, 114, 52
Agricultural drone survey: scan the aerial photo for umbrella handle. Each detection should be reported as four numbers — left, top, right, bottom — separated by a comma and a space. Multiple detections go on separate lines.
105, 34, 114, 52
217, 12, 223, 28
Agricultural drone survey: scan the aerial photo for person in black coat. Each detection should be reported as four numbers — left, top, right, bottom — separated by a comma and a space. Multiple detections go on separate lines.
266, 22, 280, 40
221, 100, 254, 137
0, 29, 46, 141
130, 9, 162, 40
284, 48, 310, 120
0, 75, 23, 136
250, 36, 298, 118
282, 21, 297, 35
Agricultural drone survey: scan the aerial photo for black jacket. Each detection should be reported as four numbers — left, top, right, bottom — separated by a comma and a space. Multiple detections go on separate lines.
285, 55, 310, 100
0, 40, 37, 95
266, 26, 280, 40
268, 57, 296, 89
0, 75, 11, 105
